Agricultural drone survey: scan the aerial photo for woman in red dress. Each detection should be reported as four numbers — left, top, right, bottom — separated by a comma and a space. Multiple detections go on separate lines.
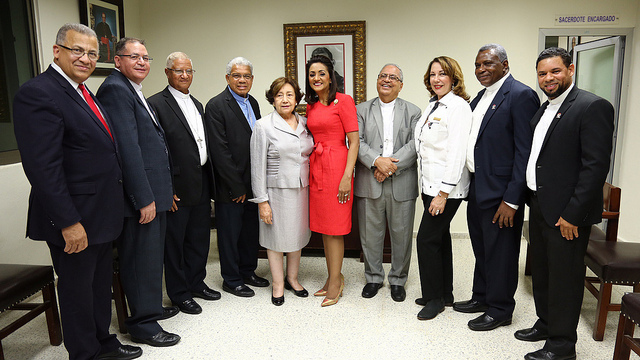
305, 55, 359, 307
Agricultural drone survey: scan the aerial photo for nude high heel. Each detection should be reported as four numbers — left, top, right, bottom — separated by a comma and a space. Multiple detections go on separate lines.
321, 274, 345, 307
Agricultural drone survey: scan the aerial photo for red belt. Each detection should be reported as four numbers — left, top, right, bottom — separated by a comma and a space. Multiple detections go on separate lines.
311, 140, 346, 191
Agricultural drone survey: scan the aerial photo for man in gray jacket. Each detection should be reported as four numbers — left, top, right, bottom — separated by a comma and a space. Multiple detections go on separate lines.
355, 63, 421, 302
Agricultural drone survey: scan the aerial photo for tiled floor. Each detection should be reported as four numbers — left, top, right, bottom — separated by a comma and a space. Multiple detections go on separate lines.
1, 233, 634, 360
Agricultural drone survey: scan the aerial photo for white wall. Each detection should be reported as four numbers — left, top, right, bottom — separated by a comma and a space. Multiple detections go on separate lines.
2, 0, 639, 265
136, 0, 639, 239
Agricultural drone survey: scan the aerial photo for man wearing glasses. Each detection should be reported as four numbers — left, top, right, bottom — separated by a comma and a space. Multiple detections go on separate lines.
14, 24, 142, 359
206, 57, 268, 298
97, 37, 180, 347
147, 52, 220, 315
354, 64, 421, 302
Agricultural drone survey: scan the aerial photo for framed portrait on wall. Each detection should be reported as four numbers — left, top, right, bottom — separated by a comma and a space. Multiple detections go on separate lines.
284, 21, 366, 114
79, 0, 124, 75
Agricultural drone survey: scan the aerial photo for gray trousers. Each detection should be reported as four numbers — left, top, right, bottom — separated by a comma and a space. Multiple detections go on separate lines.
356, 179, 416, 286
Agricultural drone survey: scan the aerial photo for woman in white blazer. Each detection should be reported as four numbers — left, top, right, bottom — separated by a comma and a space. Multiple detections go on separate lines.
250, 77, 314, 306
414, 56, 472, 320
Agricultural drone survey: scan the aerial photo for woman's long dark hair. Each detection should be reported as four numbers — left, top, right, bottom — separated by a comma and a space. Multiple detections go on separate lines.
304, 55, 338, 105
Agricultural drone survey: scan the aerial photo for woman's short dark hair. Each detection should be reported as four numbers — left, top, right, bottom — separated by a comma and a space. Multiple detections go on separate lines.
536, 47, 572, 68
304, 55, 337, 105
265, 77, 304, 105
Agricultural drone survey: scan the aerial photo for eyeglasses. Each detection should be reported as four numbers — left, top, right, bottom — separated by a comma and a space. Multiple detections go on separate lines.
167, 68, 195, 75
57, 44, 99, 61
378, 73, 402, 82
117, 54, 153, 63
229, 73, 253, 80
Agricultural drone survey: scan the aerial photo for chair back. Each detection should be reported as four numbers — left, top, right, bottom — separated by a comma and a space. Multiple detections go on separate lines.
602, 182, 621, 242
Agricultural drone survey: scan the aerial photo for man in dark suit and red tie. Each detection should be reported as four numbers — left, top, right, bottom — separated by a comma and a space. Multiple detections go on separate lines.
13, 23, 141, 360
454, 44, 539, 331
516, 47, 614, 360
97, 37, 180, 347
148, 52, 220, 315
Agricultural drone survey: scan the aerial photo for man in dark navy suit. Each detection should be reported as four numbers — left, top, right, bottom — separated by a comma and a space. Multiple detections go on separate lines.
13, 23, 141, 360
453, 44, 539, 331
206, 57, 268, 297
97, 37, 180, 347
148, 52, 220, 315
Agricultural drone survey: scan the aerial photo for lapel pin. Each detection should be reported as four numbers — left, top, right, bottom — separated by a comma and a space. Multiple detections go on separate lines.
491, 104, 496, 110
556, 113, 562, 118
334, 99, 339, 105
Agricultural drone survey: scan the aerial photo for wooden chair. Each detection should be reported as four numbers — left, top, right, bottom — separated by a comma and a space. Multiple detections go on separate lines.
0, 264, 63, 359
584, 183, 640, 341
613, 293, 640, 360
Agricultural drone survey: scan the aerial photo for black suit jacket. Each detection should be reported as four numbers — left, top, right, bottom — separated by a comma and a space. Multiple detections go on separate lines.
97, 70, 173, 216
148, 86, 214, 206
532, 86, 614, 227
205, 87, 261, 203
469, 74, 539, 209
13, 66, 124, 246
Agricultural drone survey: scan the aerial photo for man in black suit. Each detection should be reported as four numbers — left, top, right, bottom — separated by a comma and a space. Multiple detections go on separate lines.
148, 52, 220, 315
454, 44, 539, 331
13, 23, 141, 360
516, 47, 614, 360
206, 57, 268, 297
97, 37, 180, 347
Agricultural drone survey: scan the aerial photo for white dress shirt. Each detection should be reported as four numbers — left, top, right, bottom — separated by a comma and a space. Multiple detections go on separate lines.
51, 62, 105, 119
526, 83, 574, 191
466, 73, 510, 172
168, 86, 208, 165
415, 91, 472, 198
380, 98, 396, 157
116, 69, 157, 125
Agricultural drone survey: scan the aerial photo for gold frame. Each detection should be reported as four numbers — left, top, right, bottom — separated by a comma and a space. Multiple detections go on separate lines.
284, 21, 366, 114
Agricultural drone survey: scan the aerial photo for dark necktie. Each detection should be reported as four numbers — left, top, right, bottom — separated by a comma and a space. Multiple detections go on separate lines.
79, 83, 113, 141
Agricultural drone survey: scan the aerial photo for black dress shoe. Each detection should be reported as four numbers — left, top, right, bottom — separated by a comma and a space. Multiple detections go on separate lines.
453, 299, 489, 313
160, 306, 179, 320
468, 313, 512, 331
192, 286, 221, 301
222, 282, 255, 297
271, 295, 284, 306
515, 327, 549, 342
243, 274, 269, 287
417, 298, 445, 320
131, 330, 180, 347
97, 345, 142, 360
362, 283, 383, 298
173, 298, 202, 315
524, 349, 576, 360
284, 278, 309, 297
390, 285, 406, 302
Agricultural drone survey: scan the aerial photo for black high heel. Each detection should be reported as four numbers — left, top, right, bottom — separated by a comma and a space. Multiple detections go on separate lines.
284, 277, 309, 297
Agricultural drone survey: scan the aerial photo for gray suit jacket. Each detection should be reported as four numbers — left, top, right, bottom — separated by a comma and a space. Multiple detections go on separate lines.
354, 97, 421, 201
249, 111, 314, 203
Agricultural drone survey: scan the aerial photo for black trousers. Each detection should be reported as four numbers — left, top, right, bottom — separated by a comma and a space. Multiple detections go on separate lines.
48, 241, 120, 360
529, 194, 591, 355
416, 194, 462, 302
467, 179, 523, 320
117, 212, 166, 338
216, 200, 259, 287
165, 171, 212, 302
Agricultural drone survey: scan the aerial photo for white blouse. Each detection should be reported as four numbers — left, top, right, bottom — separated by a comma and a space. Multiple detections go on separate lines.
415, 91, 472, 199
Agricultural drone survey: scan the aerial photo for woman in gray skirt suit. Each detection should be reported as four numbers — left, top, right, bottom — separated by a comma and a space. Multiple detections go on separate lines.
250, 77, 314, 306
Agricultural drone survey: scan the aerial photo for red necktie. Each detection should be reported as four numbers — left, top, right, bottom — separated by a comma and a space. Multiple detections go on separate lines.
79, 83, 113, 141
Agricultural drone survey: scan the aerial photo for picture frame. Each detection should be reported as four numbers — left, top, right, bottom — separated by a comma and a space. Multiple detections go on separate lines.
284, 21, 366, 114
79, 0, 124, 76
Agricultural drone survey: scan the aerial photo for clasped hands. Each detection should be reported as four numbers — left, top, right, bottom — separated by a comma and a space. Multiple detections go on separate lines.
374, 157, 399, 182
